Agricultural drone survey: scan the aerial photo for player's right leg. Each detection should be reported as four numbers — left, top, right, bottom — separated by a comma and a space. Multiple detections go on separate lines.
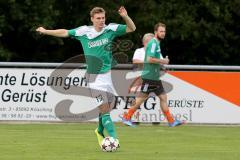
121, 78, 150, 126
87, 73, 109, 147
121, 93, 148, 126
95, 128, 104, 147
88, 72, 119, 146
95, 113, 105, 146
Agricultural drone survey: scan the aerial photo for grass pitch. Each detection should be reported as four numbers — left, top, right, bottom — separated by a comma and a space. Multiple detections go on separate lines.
0, 123, 240, 160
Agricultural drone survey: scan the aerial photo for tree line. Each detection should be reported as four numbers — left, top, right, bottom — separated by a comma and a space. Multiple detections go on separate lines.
0, 0, 239, 65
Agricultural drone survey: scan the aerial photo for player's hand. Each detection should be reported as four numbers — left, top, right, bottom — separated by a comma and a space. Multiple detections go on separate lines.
118, 6, 128, 17
164, 56, 170, 64
36, 27, 46, 34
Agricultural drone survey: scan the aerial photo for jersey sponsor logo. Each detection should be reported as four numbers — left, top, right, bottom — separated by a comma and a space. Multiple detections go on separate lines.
88, 38, 109, 48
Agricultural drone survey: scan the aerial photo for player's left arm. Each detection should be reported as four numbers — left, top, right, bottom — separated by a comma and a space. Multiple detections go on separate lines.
145, 41, 169, 65
118, 6, 136, 33
147, 56, 169, 65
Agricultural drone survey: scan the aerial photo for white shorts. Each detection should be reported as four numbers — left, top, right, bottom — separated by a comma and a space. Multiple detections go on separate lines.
86, 71, 115, 106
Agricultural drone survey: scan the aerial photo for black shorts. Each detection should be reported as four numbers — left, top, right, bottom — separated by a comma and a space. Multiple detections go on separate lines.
140, 78, 165, 96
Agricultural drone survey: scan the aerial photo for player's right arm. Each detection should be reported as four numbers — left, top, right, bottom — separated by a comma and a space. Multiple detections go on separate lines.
36, 27, 69, 38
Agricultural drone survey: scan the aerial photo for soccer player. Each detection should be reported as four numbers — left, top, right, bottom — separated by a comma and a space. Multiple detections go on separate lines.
36, 6, 136, 146
122, 22, 183, 127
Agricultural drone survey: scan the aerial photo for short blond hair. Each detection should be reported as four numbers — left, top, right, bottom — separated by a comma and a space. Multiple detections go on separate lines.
142, 33, 154, 43
154, 22, 166, 31
90, 7, 105, 17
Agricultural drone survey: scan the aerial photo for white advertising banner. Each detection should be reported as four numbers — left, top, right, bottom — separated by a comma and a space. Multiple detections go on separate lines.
0, 68, 240, 124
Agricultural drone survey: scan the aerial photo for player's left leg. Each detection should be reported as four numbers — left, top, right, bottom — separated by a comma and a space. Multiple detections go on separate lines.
98, 102, 120, 146
158, 93, 183, 127
153, 80, 183, 127
158, 93, 174, 124
94, 98, 116, 147
99, 103, 117, 139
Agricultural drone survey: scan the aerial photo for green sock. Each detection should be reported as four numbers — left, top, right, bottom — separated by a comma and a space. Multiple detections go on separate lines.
101, 113, 117, 139
98, 114, 104, 136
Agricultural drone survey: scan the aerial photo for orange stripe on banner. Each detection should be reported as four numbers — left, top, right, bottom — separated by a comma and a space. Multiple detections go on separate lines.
169, 71, 240, 106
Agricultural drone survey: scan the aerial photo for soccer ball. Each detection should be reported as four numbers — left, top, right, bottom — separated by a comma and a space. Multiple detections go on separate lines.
101, 137, 119, 152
